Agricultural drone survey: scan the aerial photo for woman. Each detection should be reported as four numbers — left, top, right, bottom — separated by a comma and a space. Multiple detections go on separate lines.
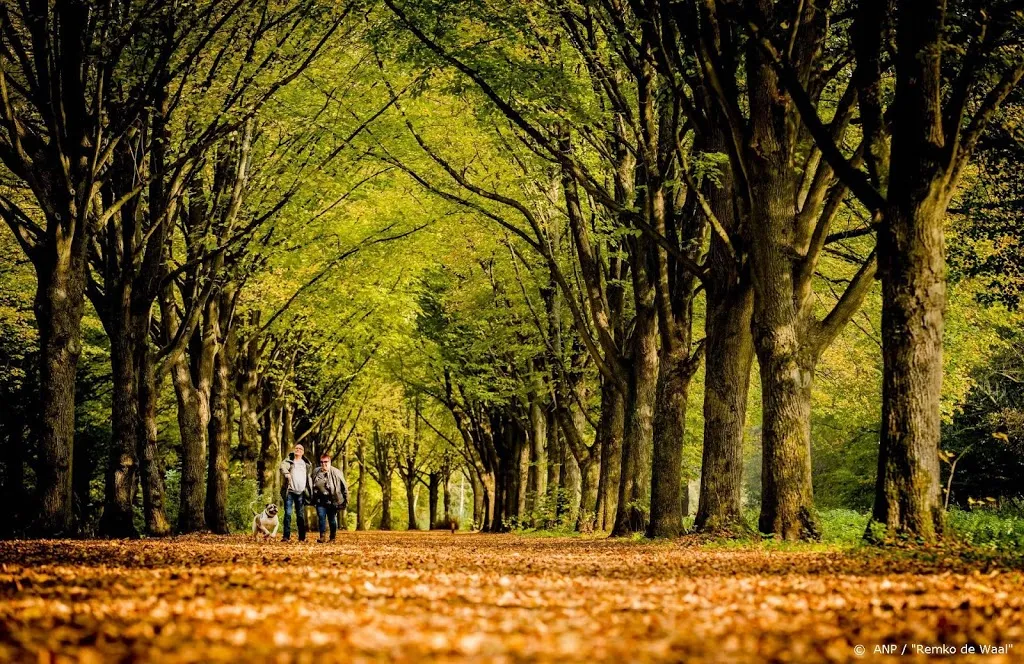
311, 453, 349, 542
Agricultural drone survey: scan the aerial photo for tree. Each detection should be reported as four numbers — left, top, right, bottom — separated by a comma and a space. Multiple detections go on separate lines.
0, 0, 181, 535
369, 421, 397, 530
777, 0, 1024, 542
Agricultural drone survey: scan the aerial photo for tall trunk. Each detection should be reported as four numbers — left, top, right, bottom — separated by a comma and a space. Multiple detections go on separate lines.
870, 0, 949, 544
611, 280, 659, 536
99, 317, 141, 538
528, 400, 547, 524
442, 472, 451, 521
480, 469, 495, 531
405, 474, 417, 530
515, 428, 530, 522
356, 436, 367, 530
756, 343, 818, 540
32, 246, 86, 536
282, 401, 295, 451
558, 399, 591, 529
545, 413, 561, 522
873, 200, 945, 540
379, 473, 393, 531
595, 381, 624, 530
470, 468, 484, 529
205, 333, 232, 534
577, 449, 600, 532
696, 153, 753, 534
561, 444, 582, 528
648, 352, 696, 538
696, 277, 753, 533
236, 327, 261, 477
486, 463, 506, 532
171, 352, 208, 533
428, 471, 439, 528
259, 404, 282, 500
137, 345, 170, 536
746, 38, 819, 541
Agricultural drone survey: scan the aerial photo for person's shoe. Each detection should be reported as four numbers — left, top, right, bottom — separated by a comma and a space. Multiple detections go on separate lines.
317, 535, 326, 543
329, 536, 336, 542
281, 537, 290, 542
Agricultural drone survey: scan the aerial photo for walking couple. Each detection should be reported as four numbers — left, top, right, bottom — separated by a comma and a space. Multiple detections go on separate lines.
279, 443, 349, 542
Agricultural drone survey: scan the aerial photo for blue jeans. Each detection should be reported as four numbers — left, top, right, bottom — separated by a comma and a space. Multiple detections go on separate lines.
283, 491, 307, 540
316, 505, 339, 539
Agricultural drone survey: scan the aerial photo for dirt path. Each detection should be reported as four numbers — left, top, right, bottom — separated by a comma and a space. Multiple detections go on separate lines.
0, 532, 1021, 662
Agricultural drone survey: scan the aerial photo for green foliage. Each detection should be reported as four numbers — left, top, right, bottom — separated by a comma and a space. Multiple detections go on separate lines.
227, 472, 271, 534
947, 507, 1024, 551
510, 488, 577, 533
943, 325, 1024, 506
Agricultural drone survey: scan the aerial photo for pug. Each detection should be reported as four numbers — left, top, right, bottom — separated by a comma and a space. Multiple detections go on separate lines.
252, 503, 280, 539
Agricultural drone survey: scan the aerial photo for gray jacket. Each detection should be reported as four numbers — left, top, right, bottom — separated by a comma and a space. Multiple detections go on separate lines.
279, 454, 312, 498
311, 465, 348, 508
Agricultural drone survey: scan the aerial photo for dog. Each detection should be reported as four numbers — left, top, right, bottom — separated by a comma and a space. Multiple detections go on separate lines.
252, 503, 280, 540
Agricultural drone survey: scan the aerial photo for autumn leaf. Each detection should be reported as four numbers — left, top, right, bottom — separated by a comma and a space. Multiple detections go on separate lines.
1, 534, 1023, 663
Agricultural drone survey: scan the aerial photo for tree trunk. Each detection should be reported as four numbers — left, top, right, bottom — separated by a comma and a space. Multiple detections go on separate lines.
428, 471, 439, 528
236, 328, 261, 478
480, 469, 496, 531
595, 382, 624, 531
561, 444, 581, 528
528, 399, 547, 523
648, 348, 696, 538
577, 450, 599, 532
282, 401, 296, 451
379, 472, 393, 531
470, 468, 484, 529
356, 437, 367, 531
171, 352, 208, 533
755, 342, 819, 540
98, 319, 141, 538
442, 471, 451, 521
611, 286, 659, 537
696, 257, 753, 534
487, 464, 506, 532
258, 400, 282, 500
31, 247, 86, 536
515, 428, 530, 523
546, 415, 561, 524
138, 345, 170, 536
869, 0, 949, 544
405, 474, 417, 530
873, 203, 945, 541
205, 335, 232, 534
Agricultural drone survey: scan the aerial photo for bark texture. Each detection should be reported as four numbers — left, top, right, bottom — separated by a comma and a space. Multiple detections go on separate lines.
33, 247, 86, 536
611, 277, 658, 536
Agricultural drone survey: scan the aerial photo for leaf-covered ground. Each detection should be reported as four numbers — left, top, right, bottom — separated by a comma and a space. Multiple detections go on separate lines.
1, 533, 1021, 663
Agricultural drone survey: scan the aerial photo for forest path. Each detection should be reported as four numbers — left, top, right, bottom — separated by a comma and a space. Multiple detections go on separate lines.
0, 532, 1020, 662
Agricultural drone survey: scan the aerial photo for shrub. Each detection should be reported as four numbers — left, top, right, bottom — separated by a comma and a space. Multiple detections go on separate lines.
947, 506, 1024, 550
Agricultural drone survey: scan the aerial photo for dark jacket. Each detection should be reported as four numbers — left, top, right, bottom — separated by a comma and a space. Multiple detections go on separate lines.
279, 453, 313, 500
311, 465, 348, 508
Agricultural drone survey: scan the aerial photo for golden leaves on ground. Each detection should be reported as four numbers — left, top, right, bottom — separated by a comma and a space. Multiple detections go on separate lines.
0, 533, 1021, 662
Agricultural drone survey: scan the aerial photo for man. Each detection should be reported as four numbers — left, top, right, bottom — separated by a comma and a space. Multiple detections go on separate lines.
311, 453, 348, 542
279, 443, 312, 541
